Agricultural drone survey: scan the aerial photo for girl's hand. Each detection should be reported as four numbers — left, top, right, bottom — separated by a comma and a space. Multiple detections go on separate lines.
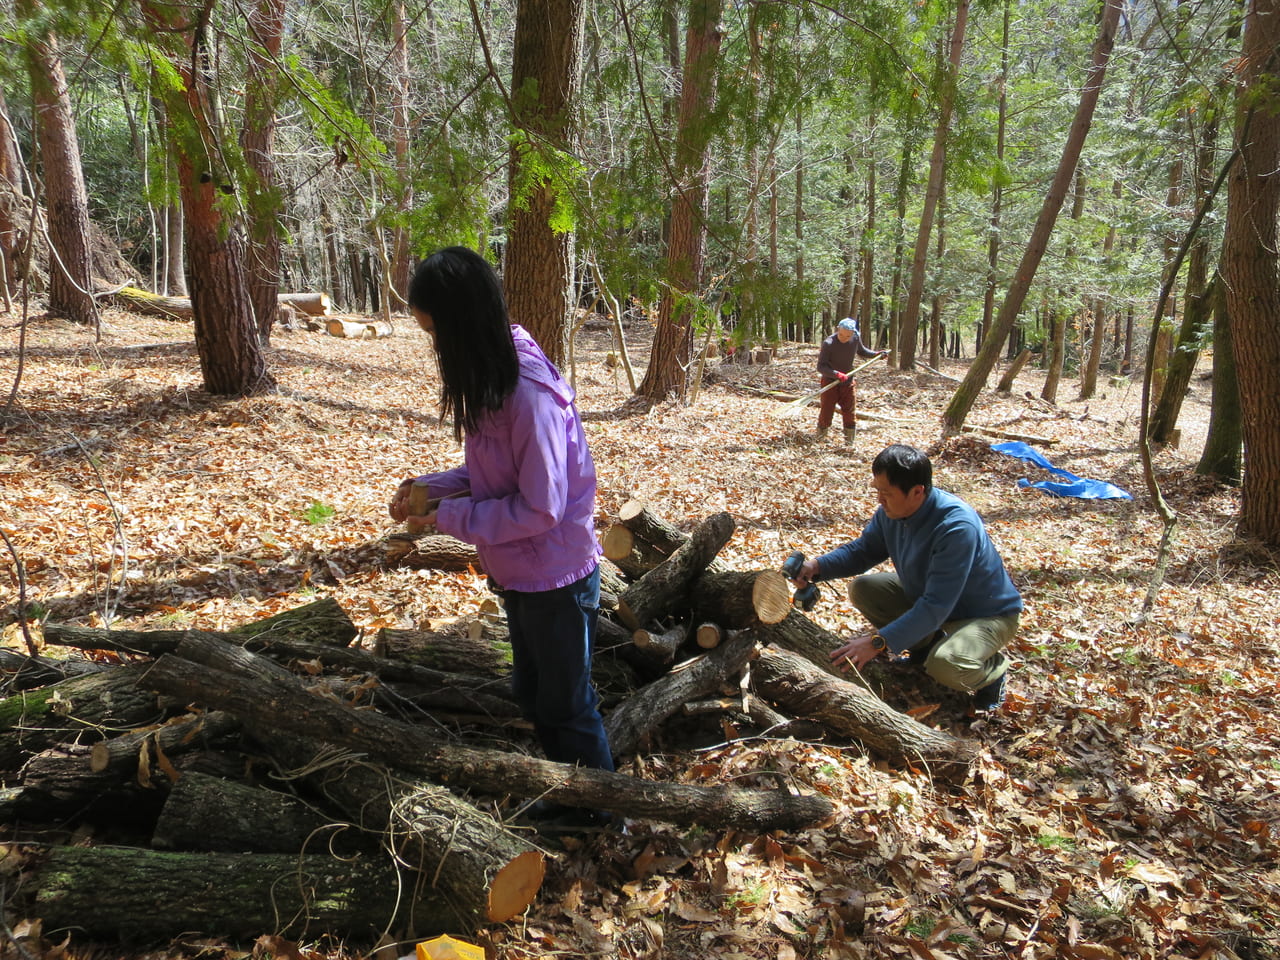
407, 509, 438, 535
389, 477, 418, 522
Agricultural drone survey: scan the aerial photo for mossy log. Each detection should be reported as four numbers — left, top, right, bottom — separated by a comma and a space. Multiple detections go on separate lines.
31, 846, 402, 942
143, 633, 833, 831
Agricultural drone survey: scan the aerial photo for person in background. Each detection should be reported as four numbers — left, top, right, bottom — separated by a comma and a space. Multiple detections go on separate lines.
816, 317, 884, 445
388, 246, 614, 821
788, 444, 1022, 713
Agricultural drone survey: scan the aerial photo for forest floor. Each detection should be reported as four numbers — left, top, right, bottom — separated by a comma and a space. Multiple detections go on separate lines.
0, 306, 1278, 960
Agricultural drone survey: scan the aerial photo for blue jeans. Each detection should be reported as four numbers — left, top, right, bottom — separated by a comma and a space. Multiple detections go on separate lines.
502, 566, 614, 771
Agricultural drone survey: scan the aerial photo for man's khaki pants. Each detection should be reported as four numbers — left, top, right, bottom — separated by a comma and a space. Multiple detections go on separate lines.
849, 572, 1018, 693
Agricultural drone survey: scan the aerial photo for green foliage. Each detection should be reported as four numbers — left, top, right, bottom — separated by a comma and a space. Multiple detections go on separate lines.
300, 501, 336, 525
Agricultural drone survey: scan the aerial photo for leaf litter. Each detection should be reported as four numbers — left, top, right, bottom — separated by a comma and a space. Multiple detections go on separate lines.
0, 310, 1277, 960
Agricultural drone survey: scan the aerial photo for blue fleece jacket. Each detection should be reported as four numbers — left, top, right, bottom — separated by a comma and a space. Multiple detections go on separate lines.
814, 488, 1022, 653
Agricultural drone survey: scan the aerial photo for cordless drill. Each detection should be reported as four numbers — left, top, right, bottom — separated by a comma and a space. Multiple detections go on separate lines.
780, 551, 820, 611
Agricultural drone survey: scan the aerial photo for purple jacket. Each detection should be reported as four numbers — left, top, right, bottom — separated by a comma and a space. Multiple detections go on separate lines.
416, 325, 600, 593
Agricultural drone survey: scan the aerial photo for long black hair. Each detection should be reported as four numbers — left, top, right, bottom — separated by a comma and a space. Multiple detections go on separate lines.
408, 247, 519, 442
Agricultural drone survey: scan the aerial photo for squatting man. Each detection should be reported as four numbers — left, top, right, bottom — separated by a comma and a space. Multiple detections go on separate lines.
787, 444, 1022, 712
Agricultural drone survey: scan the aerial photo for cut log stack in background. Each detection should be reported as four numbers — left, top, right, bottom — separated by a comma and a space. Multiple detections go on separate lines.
2, 502, 977, 947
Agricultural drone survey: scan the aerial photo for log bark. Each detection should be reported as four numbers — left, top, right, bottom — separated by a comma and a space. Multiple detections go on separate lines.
0, 649, 109, 689
142, 634, 832, 831
0, 664, 163, 771
42, 597, 357, 656
31, 846, 403, 942
152, 770, 338, 854
632, 624, 687, 662
377, 628, 509, 676
689, 569, 793, 630
616, 499, 690, 555
263, 732, 545, 927
616, 511, 736, 630
751, 645, 977, 778
604, 631, 757, 757
109, 287, 332, 321
384, 532, 481, 570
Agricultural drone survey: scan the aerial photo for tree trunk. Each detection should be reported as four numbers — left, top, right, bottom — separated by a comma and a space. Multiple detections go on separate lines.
1196, 277, 1242, 482
22, 9, 94, 326
1222, 0, 1280, 542
504, 0, 583, 367
242, 0, 286, 341
996, 347, 1033, 393
943, 0, 1122, 432
689, 569, 793, 630
638, 0, 722, 401
143, 634, 832, 831
898, 1, 967, 370
141, 2, 274, 396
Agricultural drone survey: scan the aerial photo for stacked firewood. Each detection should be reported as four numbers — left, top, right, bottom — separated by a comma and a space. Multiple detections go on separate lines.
1, 503, 975, 946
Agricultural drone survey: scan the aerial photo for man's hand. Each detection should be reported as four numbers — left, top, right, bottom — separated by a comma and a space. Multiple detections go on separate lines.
835, 371, 849, 382
788, 557, 820, 587
830, 633, 886, 673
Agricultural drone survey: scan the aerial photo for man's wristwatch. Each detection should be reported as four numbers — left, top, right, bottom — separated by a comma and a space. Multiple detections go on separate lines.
870, 634, 887, 652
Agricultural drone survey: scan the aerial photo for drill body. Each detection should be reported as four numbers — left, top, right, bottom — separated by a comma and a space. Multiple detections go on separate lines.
781, 550, 820, 611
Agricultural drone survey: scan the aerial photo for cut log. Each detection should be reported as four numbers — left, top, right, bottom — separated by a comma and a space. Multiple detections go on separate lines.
603, 631, 758, 757
689, 569, 793, 630
384, 532, 481, 570
616, 511, 736, 630
42, 597, 357, 656
277, 291, 332, 316
0, 649, 109, 689
0, 664, 163, 771
751, 645, 977, 778
142, 634, 832, 831
632, 623, 687, 662
694, 622, 724, 650
960, 423, 1058, 446
377, 628, 510, 676
616, 500, 690, 555
31, 846, 403, 941
326, 316, 393, 338
152, 770, 339, 854
601, 524, 671, 579
228, 597, 358, 646
263, 732, 545, 927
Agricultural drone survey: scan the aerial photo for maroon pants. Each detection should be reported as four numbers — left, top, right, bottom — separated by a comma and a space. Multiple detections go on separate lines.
817, 377, 856, 429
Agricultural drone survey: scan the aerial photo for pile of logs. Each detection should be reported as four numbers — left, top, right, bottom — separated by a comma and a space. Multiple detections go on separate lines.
2, 502, 976, 948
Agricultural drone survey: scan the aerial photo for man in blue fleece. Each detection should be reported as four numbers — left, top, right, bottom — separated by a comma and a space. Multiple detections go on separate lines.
789, 444, 1022, 712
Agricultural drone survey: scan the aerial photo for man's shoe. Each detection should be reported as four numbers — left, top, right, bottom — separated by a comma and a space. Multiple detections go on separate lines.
843, 426, 856, 446
973, 672, 1008, 712
815, 426, 830, 441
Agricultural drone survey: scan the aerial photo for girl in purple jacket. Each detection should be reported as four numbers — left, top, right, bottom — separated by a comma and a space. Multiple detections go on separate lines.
388, 247, 614, 784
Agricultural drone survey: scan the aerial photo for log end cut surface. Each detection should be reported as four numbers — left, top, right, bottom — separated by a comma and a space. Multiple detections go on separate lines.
752, 570, 793, 624
488, 849, 546, 922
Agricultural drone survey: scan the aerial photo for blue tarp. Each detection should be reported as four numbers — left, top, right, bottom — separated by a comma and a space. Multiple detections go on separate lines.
991, 441, 1133, 500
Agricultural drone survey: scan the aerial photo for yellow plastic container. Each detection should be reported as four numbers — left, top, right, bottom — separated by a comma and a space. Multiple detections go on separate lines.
415, 934, 485, 960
